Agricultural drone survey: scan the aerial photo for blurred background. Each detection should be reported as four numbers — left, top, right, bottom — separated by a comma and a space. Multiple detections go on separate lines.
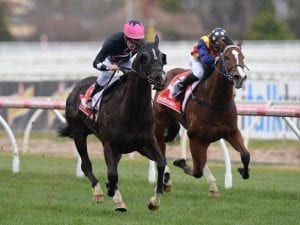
0, 0, 299, 142
0, 0, 299, 41
1, 1, 299, 206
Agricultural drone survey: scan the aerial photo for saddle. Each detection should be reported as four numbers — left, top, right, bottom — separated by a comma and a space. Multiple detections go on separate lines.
79, 75, 128, 119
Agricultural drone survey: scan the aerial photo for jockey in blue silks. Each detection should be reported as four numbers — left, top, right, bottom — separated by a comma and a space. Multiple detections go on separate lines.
172, 27, 234, 101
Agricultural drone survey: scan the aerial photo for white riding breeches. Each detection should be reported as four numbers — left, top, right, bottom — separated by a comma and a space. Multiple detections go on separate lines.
189, 55, 204, 80
96, 56, 134, 86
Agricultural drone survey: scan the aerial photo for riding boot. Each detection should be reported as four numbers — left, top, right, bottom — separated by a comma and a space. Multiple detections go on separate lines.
85, 83, 103, 109
90, 82, 104, 99
172, 73, 199, 101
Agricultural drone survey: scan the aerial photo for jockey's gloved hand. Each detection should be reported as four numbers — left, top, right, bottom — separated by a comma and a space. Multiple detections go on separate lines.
106, 64, 119, 71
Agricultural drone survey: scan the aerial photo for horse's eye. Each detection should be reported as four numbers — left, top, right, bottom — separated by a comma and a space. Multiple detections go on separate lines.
141, 52, 151, 65
224, 56, 229, 60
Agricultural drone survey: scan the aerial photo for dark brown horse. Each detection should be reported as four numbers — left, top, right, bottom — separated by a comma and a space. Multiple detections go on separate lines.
153, 41, 250, 197
58, 36, 167, 211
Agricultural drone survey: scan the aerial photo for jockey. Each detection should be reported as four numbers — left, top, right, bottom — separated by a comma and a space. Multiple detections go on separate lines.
84, 20, 145, 107
172, 27, 233, 101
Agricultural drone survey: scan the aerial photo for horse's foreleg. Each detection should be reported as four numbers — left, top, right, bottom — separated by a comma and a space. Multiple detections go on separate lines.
203, 164, 219, 198
74, 132, 103, 202
148, 153, 165, 211
140, 142, 166, 211
173, 158, 193, 175
225, 129, 250, 179
154, 120, 172, 192
103, 143, 126, 211
174, 140, 209, 178
103, 143, 121, 197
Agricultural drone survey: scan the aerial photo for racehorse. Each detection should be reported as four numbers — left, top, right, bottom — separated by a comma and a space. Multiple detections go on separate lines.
153, 40, 250, 197
58, 35, 167, 211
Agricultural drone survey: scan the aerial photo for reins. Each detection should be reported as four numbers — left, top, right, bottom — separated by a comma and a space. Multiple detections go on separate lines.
213, 45, 249, 81
127, 42, 165, 90
92, 60, 124, 111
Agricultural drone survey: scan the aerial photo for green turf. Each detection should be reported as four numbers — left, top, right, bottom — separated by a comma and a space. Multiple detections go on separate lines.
0, 153, 299, 225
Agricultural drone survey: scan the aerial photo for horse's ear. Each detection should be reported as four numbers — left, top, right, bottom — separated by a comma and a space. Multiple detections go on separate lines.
161, 53, 167, 65
154, 34, 159, 46
237, 37, 243, 48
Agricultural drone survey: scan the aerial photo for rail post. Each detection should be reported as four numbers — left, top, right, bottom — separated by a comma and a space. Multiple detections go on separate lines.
0, 115, 20, 173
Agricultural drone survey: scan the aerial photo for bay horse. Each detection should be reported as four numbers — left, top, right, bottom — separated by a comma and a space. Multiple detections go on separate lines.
58, 35, 167, 211
153, 40, 250, 197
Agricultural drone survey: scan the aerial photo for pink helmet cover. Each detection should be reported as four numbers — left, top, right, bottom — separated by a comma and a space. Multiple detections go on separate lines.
123, 20, 145, 39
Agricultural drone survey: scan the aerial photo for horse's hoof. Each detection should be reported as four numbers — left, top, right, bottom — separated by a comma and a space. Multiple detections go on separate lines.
173, 158, 186, 168
94, 194, 104, 203
238, 168, 249, 179
208, 191, 220, 198
93, 183, 104, 203
115, 203, 127, 212
147, 202, 159, 211
115, 207, 127, 212
163, 184, 171, 193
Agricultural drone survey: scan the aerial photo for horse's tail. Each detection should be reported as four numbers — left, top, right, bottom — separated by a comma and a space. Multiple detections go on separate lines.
57, 124, 73, 138
164, 121, 180, 143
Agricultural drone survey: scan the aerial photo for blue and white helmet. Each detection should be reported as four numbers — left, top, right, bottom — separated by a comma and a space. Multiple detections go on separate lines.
209, 28, 232, 49
209, 28, 227, 41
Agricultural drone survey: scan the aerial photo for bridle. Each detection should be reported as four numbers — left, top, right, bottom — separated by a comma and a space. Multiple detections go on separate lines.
129, 43, 165, 90
215, 45, 248, 81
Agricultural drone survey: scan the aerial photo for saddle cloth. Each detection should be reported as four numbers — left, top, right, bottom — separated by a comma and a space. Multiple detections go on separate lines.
156, 70, 200, 113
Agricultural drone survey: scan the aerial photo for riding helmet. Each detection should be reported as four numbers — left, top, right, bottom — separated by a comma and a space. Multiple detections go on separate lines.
123, 20, 145, 39
209, 28, 233, 50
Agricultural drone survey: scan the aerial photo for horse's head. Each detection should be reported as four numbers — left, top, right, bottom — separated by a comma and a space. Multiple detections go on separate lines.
217, 40, 248, 89
132, 35, 166, 90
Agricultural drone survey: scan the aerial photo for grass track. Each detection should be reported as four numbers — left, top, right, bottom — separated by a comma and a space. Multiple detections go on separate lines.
0, 153, 299, 225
